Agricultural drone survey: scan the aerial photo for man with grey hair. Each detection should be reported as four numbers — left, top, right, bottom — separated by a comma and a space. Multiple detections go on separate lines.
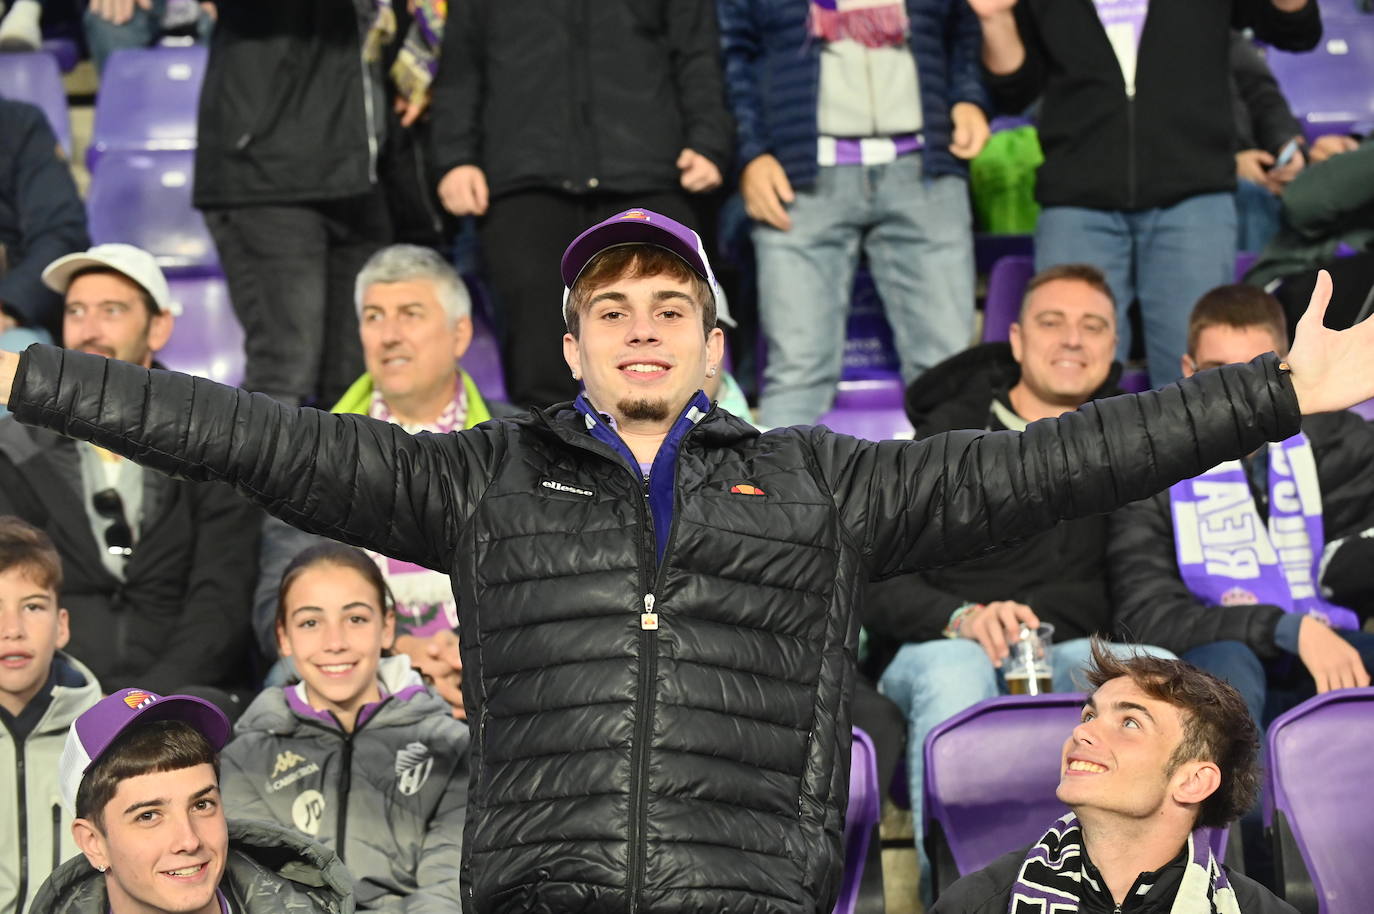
251, 244, 513, 717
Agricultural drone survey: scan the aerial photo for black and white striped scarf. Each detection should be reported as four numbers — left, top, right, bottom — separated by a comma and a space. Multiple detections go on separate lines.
1008, 813, 1241, 914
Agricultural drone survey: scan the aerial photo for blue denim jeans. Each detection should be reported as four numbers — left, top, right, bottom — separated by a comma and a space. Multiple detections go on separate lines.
1034, 192, 1237, 386
879, 636, 1175, 902
1235, 179, 1284, 256
752, 156, 975, 427
85, 0, 214, 75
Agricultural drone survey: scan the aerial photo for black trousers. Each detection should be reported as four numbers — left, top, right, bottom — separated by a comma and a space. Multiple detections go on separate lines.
204, 191, 392, 406
478, 188, 700, 410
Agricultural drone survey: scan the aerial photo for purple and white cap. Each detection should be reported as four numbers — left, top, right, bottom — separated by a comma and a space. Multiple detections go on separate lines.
559, 208, 732, 327
59, 688, 231, 814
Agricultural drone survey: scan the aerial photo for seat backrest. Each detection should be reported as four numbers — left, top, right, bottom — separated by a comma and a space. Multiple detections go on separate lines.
461, 307, 508, 405
158, 273, 245, 386
843, 265, 902, 383
0, 52, 72, 156
1265, 23, 1374, 141
87, 149, 218, 271
925, 694, 1085, 877
981, 255, 1035, 343
832, 728, 880, 914
89, 45, 206, 170
1266, 687, 1374, 913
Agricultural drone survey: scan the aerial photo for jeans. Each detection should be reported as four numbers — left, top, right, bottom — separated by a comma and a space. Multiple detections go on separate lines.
1035, 192, 1236, 386
879, 636, 1175, 902
753, 156, 975, 427
1183, 630, 1374, 728
1235, 179, 1284, 256
84, 0, 215, 75
203, 192, 391, 406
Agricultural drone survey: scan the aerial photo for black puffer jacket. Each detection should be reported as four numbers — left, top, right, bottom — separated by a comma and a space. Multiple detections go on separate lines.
1107, 410, 1374, 657
8, 345, 1301, 914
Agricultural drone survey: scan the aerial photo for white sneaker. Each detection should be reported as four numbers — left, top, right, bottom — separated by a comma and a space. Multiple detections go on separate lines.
0, 0, 42, 51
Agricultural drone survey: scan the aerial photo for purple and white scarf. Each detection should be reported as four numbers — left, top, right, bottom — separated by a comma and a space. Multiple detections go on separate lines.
1009, 812, 1240, 914
1170, 433, 1359, 630
808, 0, 908, 49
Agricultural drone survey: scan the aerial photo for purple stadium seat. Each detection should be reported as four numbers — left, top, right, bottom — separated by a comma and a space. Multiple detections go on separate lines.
88, 45, 205, 170
40, 37, 79, 73
832, 727, 881, 914
1265, 687, 1374, 914
1348, 398, 1374, 422
1265, 22, 1374, 142
158, 273, 244, 386
87, 149, 218, 271
1235, 250, 1259, 282
974, 233, 1034, 276
0, 50, 72, 156
981, 254, 1034, 343
816, 406, 913, 440
461, 307, 508, 405
923, 694, 1230, 898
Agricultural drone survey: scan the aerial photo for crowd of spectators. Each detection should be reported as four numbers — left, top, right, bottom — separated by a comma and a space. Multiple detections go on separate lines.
2, 0, 1374, 912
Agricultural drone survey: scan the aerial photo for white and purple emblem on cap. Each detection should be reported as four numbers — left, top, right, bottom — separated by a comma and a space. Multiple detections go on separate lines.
58, 687, 232, 814
559, 208, 727, 326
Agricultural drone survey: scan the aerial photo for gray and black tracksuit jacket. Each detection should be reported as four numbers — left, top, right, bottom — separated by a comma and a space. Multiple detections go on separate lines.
221, 657, 469, 912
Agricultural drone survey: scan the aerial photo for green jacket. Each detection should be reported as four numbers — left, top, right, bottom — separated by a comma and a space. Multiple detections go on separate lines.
331, 369, 492, 425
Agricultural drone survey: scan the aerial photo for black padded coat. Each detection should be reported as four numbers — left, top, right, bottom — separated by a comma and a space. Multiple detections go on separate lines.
8, 345, 1301, 914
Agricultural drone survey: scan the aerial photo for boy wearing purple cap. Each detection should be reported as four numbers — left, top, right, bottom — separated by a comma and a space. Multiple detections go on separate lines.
29, 688, 352, 914
5, 209, 1374, 914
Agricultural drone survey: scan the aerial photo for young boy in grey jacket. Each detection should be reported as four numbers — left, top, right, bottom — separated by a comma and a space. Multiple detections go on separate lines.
221, 543, 469, 912
0, 516, 101, 914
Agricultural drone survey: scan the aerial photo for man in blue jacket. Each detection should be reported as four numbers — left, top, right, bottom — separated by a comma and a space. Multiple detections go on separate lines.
720, 0, 991, 425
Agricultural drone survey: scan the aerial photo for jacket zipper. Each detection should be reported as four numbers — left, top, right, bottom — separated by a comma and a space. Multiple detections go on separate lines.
627, 471, 657, 914
1126, 92, 1137, 210
301, 700, 388, 862
359, 39, 379, 183
51, 803, 62, 874
337, 733, 354, 859
15, 743, 28, 912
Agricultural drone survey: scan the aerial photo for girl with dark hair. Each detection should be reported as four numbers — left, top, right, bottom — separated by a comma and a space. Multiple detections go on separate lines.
221, 543, 469, 910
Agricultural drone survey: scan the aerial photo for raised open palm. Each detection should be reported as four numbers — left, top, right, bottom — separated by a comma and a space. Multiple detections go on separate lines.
1287, 270, 1374, 414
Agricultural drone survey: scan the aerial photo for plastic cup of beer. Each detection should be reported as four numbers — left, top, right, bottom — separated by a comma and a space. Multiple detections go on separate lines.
1005, 622, 1054, 696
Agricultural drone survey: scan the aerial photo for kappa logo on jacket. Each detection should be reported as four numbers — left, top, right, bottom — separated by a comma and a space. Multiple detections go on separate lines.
271, 750, 307, 779
395, 741, 434, 796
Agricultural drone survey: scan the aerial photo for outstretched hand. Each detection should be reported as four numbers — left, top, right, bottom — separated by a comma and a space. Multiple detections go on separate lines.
1287, 270, 1374, 414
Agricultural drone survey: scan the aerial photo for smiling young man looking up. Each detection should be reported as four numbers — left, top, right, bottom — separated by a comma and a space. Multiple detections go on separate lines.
0, 209, 1373, 914
932, 642, 1296, 913
29, 688, 352, 914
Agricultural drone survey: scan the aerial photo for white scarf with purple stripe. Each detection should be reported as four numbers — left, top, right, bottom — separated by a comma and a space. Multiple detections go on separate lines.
1009, 813, 1240, 914
1169, 433, 1359, 630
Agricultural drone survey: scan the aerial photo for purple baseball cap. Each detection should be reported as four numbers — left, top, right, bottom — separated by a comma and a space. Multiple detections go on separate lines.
559, 208, 727, 326
59, 687, 231, 814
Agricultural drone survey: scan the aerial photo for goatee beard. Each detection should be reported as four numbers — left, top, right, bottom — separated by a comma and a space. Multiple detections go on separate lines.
617, 397, 671, 423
